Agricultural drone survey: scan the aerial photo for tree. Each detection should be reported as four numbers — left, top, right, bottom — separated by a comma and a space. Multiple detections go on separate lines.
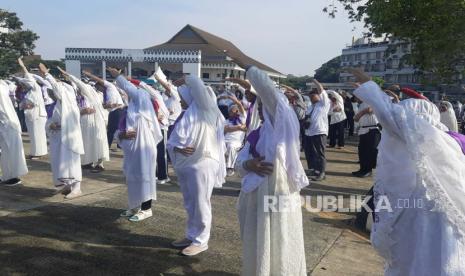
280, 75, 312, 90
0, 9, 39, 77
314, 56, 341, 83
324, 0, 465, 81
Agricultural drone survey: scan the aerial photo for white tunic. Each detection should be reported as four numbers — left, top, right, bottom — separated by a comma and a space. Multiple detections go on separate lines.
354, 81, 465, 276
45, 75, 84, 186
115, 76, 162, 209
0, 80, 28, 180
235, 67, 308, 276
68, 75, 109, 165
18, 73, 48, 156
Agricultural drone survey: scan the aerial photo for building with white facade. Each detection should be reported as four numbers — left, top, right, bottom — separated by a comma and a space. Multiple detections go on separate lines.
65, 24, 285, 83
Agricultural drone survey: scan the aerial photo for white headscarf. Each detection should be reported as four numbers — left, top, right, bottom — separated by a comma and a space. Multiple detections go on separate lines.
168, 76, 226, 187
51, 79, 84, 155
0, 80, 21, 133
243, 66, 309, 193
395, 97, 465, 236
439, 101, 458, 132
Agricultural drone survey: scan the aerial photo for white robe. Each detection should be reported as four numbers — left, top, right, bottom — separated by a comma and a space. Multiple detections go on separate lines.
225, 114, 246, 169
0, 80, 28, 180
354, 81, 465, 276
167, 75, 226, 246
45, 75, 84, 186
235, 67, 308, 276
18, 73, 48, 156
115, 76, 162, 209
68, 75, 109, 165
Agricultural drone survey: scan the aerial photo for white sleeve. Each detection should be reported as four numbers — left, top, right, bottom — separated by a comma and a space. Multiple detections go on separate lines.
246, 66, 278, 116
235, 142, 251, 177
354, 81, 401, 136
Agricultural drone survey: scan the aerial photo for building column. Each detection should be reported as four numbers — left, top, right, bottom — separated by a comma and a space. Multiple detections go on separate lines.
154, 62, 159, 73
128, 61, 132, 78
101, 60, 106, 80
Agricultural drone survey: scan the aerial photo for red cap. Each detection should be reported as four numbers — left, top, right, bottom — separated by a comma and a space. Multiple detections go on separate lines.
401, 87, 428, 100
129, 79, 141, 86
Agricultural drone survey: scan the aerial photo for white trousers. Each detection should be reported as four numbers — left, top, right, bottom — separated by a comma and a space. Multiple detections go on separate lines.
176, 158, 218, 246
25, 116, 48, 156
0, 128, 28, 180
225, 142, 242, 169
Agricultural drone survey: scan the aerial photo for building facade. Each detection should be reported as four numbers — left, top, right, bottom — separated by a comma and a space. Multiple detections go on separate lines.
65, 24, 285, 83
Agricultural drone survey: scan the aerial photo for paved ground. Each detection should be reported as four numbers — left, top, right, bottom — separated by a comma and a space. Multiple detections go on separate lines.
0, 135, 384, 275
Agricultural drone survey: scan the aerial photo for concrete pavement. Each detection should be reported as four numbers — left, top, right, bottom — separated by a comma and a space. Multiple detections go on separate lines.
0, 135, 384, 275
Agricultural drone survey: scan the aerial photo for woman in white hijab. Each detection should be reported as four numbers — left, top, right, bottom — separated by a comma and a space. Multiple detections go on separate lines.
58, 68, 110, 172
235, 66, 309, 276
41, 64, 84, 199
167, 74, 226, 256
14, 57, 48, 159
349, 68, 465, 276
0, 80, 28, 186
107, 67, 163, 223
439, 101, 459, 132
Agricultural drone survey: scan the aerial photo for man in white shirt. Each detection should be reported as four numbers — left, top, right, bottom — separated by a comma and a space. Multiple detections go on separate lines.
302, 79, 331, 181
353, 99, 380, 177
328, 91, 347, 148
83, 71, 124, 149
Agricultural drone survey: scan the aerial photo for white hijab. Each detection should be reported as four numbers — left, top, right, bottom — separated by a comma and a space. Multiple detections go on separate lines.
0, 80, 21, 133
243, 66, 309, 193
52, 80, 84, 155
439, 101, 458, 132
396, 98, 465, 236
168, 75, 226, 187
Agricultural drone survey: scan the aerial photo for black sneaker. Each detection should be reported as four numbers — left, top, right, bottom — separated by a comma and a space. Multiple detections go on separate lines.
311, 173, 326, 181
1, 178, 22, 186
355, 171, 372, 178
91, 165, 105, 173
351, 170, 362, 176
81, 164, 94, 170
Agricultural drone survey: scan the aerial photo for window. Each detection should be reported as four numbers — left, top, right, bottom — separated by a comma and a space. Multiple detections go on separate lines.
202, 73, 210, 79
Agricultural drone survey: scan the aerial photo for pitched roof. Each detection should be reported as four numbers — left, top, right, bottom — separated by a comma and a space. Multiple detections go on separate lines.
145, 24, 283, 76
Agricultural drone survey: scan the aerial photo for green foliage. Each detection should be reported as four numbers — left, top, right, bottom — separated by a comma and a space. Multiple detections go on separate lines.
372, 76, 385, 87
314, 56, 341, 82
0, 9, 39, 77
324, 0, 465, 81
25, 59, 65, 76
280, 75, 312, 90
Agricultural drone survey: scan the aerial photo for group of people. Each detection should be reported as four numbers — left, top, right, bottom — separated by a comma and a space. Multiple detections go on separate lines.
1, 56, 465, 275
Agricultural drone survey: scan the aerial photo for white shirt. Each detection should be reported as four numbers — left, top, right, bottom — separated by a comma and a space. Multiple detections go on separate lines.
357, 102, 379, 135
163, 84, 182, 125
224, 113, 246, 145
304, 90, 331, 136
327, 91, 347, 125
104, 81, 124, 112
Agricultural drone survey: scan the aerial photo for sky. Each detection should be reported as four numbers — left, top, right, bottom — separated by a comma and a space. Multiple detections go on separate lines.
1, 0, 366, 76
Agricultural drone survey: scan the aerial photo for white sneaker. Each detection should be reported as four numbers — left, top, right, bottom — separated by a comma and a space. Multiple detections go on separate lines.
65, 189, 82, 199
181, 244, 208, 256
157, 178, 171, 185
128, 209, 153, 222
226, 169, 235, 177
120, 208, 140, 217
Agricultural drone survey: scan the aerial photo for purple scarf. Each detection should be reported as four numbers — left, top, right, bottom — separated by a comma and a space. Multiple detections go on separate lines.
246, 126, 261, 158
447, 131, 465, 155
245, 99, 256, 128
118, 109, 128, 132
229, 115, 242, 126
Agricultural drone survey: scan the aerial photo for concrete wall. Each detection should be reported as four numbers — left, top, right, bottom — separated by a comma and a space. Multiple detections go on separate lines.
65, 60, 81, 78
